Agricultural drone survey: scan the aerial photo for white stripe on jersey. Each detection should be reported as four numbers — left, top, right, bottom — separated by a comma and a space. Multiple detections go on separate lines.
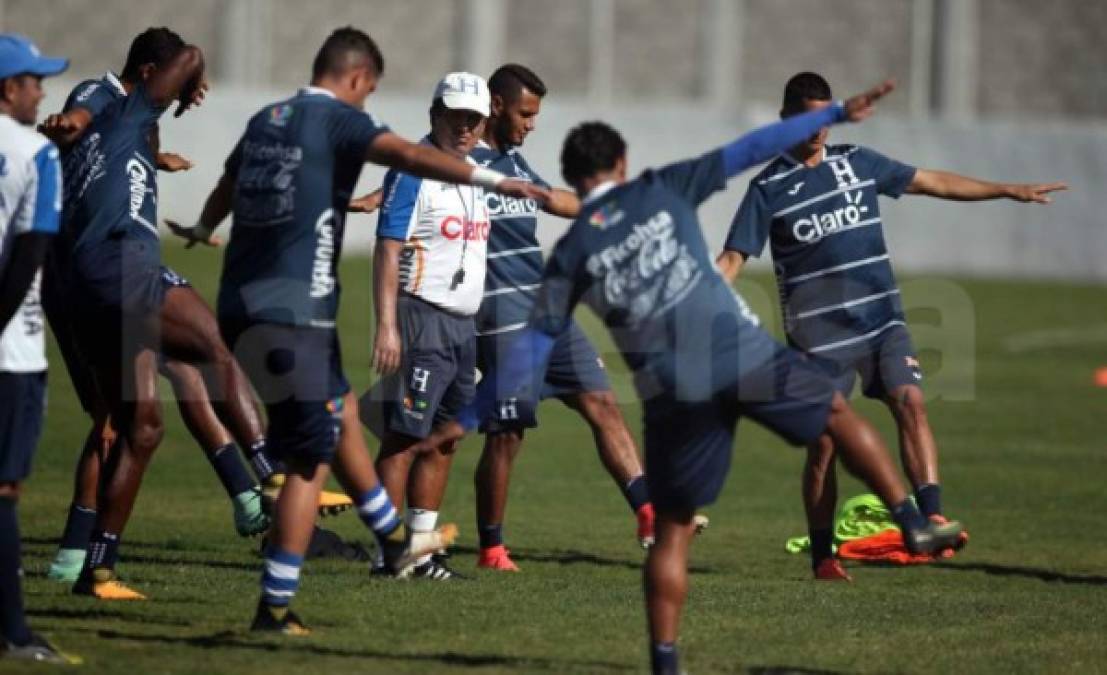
794, 289, 901, 320
475, 322, 527, 337
773, 179, 876, 218
808, 320, 906, 354
781, 253, 889, 285
487, 246, 541, 260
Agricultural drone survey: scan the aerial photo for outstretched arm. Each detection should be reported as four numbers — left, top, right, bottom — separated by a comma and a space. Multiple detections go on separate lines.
543, 188, 581, 219
905, 170, 1067, 203
165, 169, 233, 247
365, 132, 551, 204
372, 239, 404, 376
721, 79, 896, 178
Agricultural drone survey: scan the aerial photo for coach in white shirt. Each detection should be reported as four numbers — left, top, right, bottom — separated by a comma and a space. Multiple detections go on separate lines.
365, 72, 492, 579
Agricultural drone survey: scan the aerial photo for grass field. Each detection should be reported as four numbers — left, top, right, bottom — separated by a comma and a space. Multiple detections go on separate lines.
8, 243, 1107, 674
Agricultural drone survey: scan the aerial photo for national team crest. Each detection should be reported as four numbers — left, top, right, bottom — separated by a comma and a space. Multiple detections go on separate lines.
269, 104, 293, 127
589, 203, 622, 230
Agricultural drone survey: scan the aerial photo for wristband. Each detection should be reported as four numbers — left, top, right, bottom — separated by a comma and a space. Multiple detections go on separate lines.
471, 166, 506, 190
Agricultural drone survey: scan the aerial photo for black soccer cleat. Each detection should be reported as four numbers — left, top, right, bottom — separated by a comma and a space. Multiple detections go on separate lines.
902, 518, 965, 556
411, 552, 469, 581
250, 601, 311, 636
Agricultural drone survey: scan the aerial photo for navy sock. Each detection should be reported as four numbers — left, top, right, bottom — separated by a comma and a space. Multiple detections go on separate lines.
208, 443, 256, 499
59, 503, 97, 550
246, 438, 277, 483
891, 498, 927, 533
0, 497, 31, 646
650, 641, 679, 675
915, 483, 942, 518
478, 523, 504, 549
809, 527, 834, 568
84, 530, 120, 574
622, 475, 650, 513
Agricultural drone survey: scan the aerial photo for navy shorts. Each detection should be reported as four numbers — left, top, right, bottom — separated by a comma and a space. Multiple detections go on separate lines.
361, 294, 476, 440
644, 335, 835, 511
69, 236, 165, 368
807, 324, 922, 399
0, 372, 47, 482
221, 318, 348, 463
42, 254, 101, 414
476, 320, 610, 433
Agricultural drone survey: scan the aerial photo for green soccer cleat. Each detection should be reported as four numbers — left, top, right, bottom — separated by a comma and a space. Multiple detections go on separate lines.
234, 488, 270, 537
47, 548, 86, 583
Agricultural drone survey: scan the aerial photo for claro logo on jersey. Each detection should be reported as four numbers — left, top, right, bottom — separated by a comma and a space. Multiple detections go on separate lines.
791, 189, 869, 244
485, 192, 538, 219
440, 216, 490, 241
311, 209, 337, 298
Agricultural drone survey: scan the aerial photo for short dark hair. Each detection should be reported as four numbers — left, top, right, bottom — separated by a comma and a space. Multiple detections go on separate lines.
311, 27, 384, 80
120, 27, 186, 82
488, 63, 547, 102
560, 121, 626, 186
782, 72, 833, 112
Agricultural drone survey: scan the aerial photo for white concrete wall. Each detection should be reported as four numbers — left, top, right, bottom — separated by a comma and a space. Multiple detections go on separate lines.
40, 80, 1107, 281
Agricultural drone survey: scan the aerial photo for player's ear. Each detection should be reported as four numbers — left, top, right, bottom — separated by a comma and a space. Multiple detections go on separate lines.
490, 93, 505, 117
139, 63, 156, 83
615, 155, 628, 180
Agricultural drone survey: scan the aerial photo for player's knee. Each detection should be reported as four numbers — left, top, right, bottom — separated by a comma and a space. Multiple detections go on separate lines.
805, 435, 837, 474
890, 386, 928, 427
575, 389, 621, 426
131, 414, 165, 455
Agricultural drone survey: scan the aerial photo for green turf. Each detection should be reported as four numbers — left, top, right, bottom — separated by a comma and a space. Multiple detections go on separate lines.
9, 244, 1107, 674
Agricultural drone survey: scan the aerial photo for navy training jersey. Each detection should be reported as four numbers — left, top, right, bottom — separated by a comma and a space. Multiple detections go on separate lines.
532, 151, 773, 402
218, 87, 389, 328
63, 72, 127, 123
61, 84, 165, 249
469, 141, 551, 336
723, 144, 916, 355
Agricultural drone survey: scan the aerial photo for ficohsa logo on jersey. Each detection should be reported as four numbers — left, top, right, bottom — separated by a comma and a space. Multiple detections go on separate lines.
311, 209, 337, 298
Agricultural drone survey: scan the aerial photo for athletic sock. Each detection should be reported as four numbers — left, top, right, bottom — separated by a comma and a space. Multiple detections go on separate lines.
260, 546, 303, 608
478, 523, 504, 549
207, 443, 257, 500
650, 641, 680, 675
0, 497, 31, 646
84, 530, 120, 574
622, 474, 651, 513
245, 438, 277, 483
915, 483, 942, 518
809, 527, 835, 569
407, 509, 438, 565
59, 503, 97, 551
356, 485, 404, 542
891, 498, 928, 533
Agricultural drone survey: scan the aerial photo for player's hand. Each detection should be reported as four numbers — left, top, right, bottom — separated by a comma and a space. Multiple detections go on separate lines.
38, 112, 82, 144
372, 324, 402, 376
1006, 182, 1068, 204
175, 71, 209, 118
349, 190, 383, 214
164, 219, 222, 248
157, 152, 194, 172
497, 179, 550, 204
842, 79, 896, 122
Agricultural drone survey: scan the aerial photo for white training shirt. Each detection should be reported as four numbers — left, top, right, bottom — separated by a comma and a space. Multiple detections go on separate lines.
0, 114, 61, 373
376, 143, 490, 316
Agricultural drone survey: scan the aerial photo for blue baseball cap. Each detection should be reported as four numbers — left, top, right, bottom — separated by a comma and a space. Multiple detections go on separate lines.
0, 34, 68, 80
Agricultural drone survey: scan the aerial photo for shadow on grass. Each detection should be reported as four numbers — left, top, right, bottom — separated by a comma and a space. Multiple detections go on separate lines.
748, 667, 847, 674
26, 607, 190, 627
76, 628, 634, 671
932, 560, 1107, 586
451, 545, 715, 574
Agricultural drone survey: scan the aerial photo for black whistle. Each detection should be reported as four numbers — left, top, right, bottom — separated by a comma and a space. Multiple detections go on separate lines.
450, 269, 466, 290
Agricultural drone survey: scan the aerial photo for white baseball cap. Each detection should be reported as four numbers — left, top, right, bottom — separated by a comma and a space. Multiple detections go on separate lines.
433, 72, 490, 117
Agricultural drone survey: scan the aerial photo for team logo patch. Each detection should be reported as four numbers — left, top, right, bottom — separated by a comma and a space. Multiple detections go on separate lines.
588, 203, 624, 230
326, 396, 345, 414
269, 104, 293, 127
905, 355, 920, 369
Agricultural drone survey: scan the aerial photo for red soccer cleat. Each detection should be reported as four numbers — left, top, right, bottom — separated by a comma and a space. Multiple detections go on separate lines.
636, 504, 656, 549
930, 514, 969, 558
813, 557, 853, 582
477, 544, 520, 572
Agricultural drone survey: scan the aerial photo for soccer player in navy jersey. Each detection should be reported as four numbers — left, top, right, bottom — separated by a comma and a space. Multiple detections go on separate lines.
716, 72, 1066, 581
179, 27, 547, 633
470, 64, 659, 569
419, 79, 966, 675
58, 38, 211, 600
